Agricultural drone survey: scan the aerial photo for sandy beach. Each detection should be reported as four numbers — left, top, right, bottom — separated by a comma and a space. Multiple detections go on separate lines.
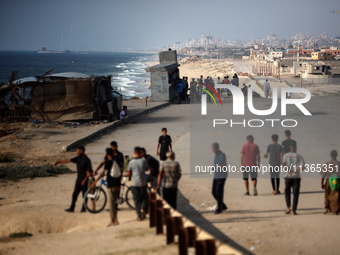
1, 59, 340, 255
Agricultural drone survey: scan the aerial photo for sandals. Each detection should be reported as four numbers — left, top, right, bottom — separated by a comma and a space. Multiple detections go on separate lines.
285, 209, 291, 214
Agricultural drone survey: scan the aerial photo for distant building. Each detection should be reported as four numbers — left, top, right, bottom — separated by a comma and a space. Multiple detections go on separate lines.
267, 33, 278, 42
320, 48, 340, 57
286, 46, 314, 57
270, 49, 285, 59
311, 52, 332, 61
319, 32, 328, 40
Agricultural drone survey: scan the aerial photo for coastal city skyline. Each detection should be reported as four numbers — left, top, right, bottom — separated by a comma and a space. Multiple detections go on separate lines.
1, 0, 339, 51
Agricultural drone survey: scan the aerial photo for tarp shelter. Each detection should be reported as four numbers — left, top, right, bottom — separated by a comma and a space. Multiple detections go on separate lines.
31, 77, 95, 122
0, 72, 122, 123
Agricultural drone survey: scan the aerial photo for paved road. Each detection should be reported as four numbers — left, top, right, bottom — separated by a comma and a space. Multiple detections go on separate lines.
84, 95, 340, 255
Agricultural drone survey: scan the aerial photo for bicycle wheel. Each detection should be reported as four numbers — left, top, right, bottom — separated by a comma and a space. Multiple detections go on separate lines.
84, 187, 107, 213
125, 186, 135, 210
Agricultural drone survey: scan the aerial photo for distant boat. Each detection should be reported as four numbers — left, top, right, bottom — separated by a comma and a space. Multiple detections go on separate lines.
75, 51, 89, 54
38, 46, 70, 54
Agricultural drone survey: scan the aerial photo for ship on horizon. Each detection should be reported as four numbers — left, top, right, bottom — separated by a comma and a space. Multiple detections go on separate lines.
38, 46, 70, 54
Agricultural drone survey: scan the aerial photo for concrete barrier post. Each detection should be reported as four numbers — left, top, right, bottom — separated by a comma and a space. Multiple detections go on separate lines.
156, 208, 164, 235
206, 239, 216, 255
149, 199, 156, 228
195, 240, 207, 255
148, 192, 156, 214
156, 199, 163, 209
163, 208, 171, 225
187, 226, 197, 247
166, 217, 175, 244
174, 216, 183, 235
178, 228, 189, 255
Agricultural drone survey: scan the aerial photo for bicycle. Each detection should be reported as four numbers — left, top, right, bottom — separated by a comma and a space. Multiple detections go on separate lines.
83, 175, 136, 213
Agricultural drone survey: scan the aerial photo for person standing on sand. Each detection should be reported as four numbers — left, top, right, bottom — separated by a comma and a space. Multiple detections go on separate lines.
156, 151, 181, 209
216, 77, 222, 96
241, 135, 260, 196
127, 147, 149, 221
190, 78, 196, 103
321, 150, 340, 215
282, 143, 305, 215
231, 75, 237, 87
282, 130, 297, 154
182, 76, 188, 101
211, 143, 228, 214
263, 79, 271, 99
264, 134, 283, 195
157, 127, 172, 163
176, 80, 183, 104
52, 145, 92, 213
234, 73, 239, 87
91, 148, 122, 226
223, 76, 231, 96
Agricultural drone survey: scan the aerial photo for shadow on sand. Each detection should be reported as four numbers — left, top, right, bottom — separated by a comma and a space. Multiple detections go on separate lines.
177, 189, 254, 255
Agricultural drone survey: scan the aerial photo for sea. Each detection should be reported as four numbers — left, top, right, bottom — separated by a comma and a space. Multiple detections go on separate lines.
0, 51, 158, 99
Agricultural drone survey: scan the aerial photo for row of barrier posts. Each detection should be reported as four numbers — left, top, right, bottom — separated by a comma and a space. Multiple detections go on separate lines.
148, 191, 243, 255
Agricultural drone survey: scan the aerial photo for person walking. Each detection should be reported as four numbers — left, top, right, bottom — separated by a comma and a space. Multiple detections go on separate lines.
282, 130, 297, 154
211, 143, 228, 214
156, 151, 181, 209
52, 146, 92, 213
263, 79, 271, 99
127, 147, 149, 221
91, 148, 122, 226
241, 135, 260, 196
321, 150, 340, 214
264, 134, 283, 195
190, 78, 196, 103
282, 143, 305, 215
156, 127, 172, 162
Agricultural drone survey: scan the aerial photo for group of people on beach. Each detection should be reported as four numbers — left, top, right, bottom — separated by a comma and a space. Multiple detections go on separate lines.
188, 73, 248, 103
211, 130, 340, 215
52, 128, 181, 226
51, 119, 339, 224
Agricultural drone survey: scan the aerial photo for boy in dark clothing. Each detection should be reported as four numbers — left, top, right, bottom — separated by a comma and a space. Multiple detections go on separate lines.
157, 128, 172, 162
140, 147, 159, 190
282, 130, 297, 154
264, 134, 283, 195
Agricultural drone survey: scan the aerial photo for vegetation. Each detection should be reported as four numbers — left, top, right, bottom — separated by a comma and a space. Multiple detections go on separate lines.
0, 153, 15, 163
9, 232, 33, 238
0, 164, 74, 181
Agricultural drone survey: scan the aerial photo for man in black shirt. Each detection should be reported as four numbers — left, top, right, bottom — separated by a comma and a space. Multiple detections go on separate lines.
53, 145, 92, 213
140, 147, 159, 190
91, 148, 122, 226
282, 130, 297, 154
156, 128, 172, 162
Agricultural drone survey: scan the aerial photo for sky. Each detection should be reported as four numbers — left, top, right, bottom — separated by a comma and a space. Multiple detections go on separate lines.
0, 0, 340, 51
